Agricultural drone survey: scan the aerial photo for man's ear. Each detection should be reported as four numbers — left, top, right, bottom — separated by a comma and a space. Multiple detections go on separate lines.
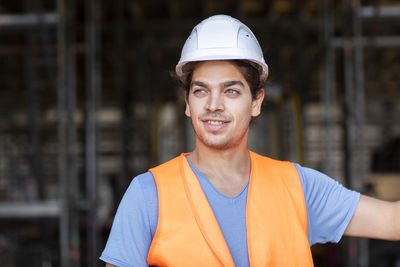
251, 89, 264, 117
184, 90, 191, 117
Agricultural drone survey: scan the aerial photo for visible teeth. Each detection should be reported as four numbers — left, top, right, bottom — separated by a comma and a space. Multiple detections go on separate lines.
207, 120, 223, 125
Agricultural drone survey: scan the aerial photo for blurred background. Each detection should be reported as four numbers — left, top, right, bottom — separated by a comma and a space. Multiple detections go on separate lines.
0, 0, 399, 266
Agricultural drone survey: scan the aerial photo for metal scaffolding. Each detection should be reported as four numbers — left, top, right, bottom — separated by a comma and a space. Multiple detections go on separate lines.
0, 0, 100, 265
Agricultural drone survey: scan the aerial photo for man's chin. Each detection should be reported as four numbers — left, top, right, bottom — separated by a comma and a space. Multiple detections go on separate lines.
198, 137, 236, 150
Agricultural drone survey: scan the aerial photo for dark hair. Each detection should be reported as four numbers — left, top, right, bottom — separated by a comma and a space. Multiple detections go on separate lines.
174, 60, 266, 100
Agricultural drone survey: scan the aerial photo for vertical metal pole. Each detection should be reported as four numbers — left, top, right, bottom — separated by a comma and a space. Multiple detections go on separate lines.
26, 0, 45, 201
66, 0, 80, 266
57, 0, 69, 266
115, 0, 129, 197
343, 43, 355, 188
353, 0, 367, 194
321, 0, 336, 177
86, 0, 100, 266
353, 0, 369, 265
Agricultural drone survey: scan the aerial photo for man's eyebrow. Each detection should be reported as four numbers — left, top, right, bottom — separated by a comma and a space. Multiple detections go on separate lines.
221, 80, 245, 88
190, 80, 245, 88
190, 81, 208, 88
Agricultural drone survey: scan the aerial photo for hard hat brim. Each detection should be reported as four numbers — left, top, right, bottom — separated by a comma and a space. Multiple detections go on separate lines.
176, 56, 269, 84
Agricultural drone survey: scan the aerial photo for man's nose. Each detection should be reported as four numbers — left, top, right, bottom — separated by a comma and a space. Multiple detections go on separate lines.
206, 92, 224, 112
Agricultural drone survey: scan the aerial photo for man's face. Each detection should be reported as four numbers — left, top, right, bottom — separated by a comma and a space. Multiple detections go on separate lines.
185, 60, 264, 150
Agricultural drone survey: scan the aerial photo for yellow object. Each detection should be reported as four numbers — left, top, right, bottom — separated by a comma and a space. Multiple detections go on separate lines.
147, 151, 313, 266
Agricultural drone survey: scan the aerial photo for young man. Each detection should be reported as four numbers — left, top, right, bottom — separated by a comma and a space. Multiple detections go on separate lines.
101, 15, 399, 267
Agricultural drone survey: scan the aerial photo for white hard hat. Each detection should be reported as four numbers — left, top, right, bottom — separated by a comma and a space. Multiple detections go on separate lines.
176, 14, 268, 82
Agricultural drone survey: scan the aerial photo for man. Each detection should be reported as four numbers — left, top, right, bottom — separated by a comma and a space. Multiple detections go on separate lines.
101, 15, 399, 267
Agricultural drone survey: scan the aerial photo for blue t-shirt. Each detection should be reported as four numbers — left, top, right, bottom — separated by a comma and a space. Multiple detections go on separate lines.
100, 160, 360, 267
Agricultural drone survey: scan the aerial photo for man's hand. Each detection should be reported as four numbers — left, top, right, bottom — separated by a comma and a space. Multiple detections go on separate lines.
344, 194, 400, 241
105, 264, 117, 267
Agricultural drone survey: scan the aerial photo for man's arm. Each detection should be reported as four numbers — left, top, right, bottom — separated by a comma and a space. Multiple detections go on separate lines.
344, 194, 400, 241
105, 264, 117, 267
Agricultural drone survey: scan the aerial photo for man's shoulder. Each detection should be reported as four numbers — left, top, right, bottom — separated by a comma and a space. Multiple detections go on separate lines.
125, 171, 156, 195
125, 171, 157, 205
133, 171, 155, 183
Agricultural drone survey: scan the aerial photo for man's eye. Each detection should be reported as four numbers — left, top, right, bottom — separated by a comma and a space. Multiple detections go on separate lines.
226, 89, 239, 95
193, 88, 206, 95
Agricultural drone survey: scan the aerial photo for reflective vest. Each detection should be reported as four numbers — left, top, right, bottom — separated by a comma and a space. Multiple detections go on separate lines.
147, 151, 314, 266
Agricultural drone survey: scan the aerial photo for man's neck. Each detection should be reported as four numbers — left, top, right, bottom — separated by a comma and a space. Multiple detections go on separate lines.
190, 145, 249, 168
187, 144, 251, 197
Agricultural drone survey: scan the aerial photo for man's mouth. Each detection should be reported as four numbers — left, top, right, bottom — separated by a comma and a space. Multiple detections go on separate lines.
207, 120, 224, 125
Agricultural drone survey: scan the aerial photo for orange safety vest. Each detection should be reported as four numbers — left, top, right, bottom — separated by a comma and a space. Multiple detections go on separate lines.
147, 151, 314, 266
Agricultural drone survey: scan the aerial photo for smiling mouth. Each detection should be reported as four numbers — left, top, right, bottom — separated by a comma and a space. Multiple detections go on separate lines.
207, 120, 224, 125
